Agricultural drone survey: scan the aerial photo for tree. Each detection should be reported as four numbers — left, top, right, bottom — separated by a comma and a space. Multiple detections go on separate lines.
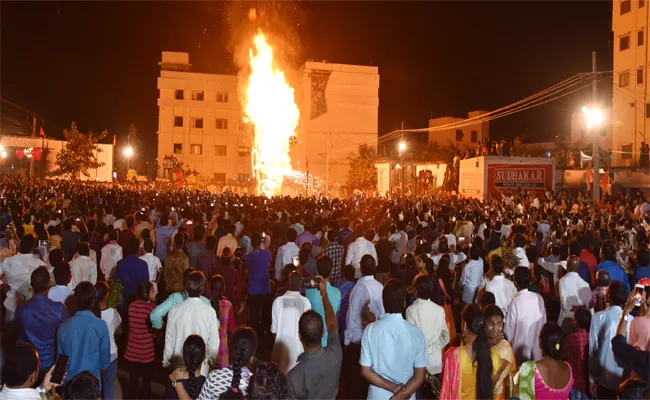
50, 122, 107, 179
346, 145, 378, 193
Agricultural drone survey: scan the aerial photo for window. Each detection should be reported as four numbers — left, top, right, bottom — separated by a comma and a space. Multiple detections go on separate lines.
619, 71, 630, 87
621, 0, 631, 14
638, 68, 644, 84
639, 30, 645, 46
238, 146, 251, 157
455, 130, 463, 141
215, 145, 227, 156
174, 116, 183, 127
216, 118, 228, 129
620, 34, 631, 51
192, 91, 204, 101
173, 143, 183, 154
213, 173, 226, 183
641, 0, 646, 8
216, 92, 229, 103
190, 144, 202, 155
193, 118, 204, 128
174, 89, 184, 100
470, 131, 478, 143
645, 103, 650, 117
622, 144, 633, 159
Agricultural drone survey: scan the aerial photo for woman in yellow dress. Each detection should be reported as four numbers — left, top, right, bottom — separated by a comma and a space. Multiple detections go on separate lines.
440, 304, 503, 399
484, 304, 516, 400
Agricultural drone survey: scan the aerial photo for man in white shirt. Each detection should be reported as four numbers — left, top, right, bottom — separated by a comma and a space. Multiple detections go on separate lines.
430, 240, 467, 270
512, 234, 530, 268
270, 272, 311, 373
345, 255, 385, 346
102, 206, 116, 227
345, 229, 378, 279
216, 224, 238, 260
0, 235, 45, 322
460, 246, 484, 307
139, 239, 162, 286
274, 228, 300, 282
504, 267, 546, 365
406, 275, 449, 375
100, 229, 122, 280
442, 223, 457, 250
68, 242, 98, 289
558, 256, 592, 331
485, 255, 517, 316
388, 221, 408, 264
163, 271, 219, 376
0, 344, 63, 400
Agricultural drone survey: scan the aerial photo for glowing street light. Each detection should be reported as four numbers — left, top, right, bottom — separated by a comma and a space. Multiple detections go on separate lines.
1, 151, 6, 159
124, 146, 134, 174
398, 141, 407, 152
582, 106, 603, 130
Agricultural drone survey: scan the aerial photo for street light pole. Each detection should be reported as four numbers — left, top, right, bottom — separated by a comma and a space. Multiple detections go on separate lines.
400, 121, 404, 194
592, 51, 600, 203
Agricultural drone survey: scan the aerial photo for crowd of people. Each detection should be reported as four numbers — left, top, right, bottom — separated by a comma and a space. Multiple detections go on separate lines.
0, 176, 649, 400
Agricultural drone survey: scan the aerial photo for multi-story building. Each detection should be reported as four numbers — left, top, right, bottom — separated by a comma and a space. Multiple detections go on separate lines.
612, 0, 649, 167
157, 52, 379, 196
428, 110, 490, 151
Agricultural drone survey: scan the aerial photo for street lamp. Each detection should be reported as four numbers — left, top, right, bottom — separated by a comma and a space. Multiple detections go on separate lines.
398, 142, 407, 194
124, 146, 134, 175
582, 106, 603, 201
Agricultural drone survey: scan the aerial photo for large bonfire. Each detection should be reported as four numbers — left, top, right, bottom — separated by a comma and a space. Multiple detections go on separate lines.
242, 30, 300, 197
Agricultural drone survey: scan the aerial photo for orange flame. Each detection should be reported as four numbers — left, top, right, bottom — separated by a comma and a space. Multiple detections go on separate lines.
243, 31, 299, 197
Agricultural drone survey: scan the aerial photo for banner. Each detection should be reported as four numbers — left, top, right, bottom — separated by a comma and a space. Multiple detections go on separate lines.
310, 70, 331, 120
487, 164, 553, 192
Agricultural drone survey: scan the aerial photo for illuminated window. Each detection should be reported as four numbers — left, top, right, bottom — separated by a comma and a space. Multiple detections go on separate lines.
174, 89, 184, 100
620, 34, 631, 51
216, 119, 228, 130
621, 0, 631, 14
619, 71, 630, 87
238, 147, 251, 157
190, 144, 202, 155
215, 145, 227, 156
192, 91, 204, 101
193, 118, 203, 128
217, 92, 229, 103
174, 116, 183, 127
173, 143, 183, 154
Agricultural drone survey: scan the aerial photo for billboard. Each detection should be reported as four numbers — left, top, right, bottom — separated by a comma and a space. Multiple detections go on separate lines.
487, 163, 553, 193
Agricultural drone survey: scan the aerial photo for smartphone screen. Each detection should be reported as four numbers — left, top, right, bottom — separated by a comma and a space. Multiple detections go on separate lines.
50, 354, 69, 384
293, 256, 300, 267
634, 284, 645, 306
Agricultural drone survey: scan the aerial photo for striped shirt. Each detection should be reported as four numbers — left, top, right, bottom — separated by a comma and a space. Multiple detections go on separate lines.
125, 300, 156, 363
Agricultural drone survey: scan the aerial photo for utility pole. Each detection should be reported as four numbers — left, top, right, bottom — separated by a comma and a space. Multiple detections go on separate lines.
30, 112, 36, 178
592, 51, 600, 203
400, 121, 405, 195
325, 132, 330, 197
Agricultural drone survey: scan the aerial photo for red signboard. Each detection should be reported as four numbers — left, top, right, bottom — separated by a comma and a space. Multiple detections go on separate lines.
487, 163, 553, 193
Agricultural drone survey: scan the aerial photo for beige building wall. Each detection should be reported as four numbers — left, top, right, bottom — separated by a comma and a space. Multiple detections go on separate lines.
612, 0, 649, 166
428, 110, 490, 151
157, 53, 380, 196
293, 62, 379, 196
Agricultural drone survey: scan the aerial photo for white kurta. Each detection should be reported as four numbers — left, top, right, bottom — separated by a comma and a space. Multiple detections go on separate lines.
271, 291, 312, 373
405, 298, 449, 374
504, 289, 546, 365
558, 271, 592, 331
485, 275, 517, 316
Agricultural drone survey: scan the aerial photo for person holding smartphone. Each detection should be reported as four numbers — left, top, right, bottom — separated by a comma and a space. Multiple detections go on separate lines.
0, 344, 64, 400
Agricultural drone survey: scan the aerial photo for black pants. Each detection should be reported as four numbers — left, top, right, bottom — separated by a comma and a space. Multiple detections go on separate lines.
341, 342, 368, 399
129, 361, 153, 399
248, 293, 272, 338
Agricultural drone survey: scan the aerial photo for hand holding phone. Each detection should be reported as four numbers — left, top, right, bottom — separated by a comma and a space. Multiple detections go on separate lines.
634, 284, 645, 307
50, 354, 69, 385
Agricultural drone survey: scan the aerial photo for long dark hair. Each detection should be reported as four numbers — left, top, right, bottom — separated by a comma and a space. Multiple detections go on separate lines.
540, 322, 565, 360
221, 327, 257, 398
210, 274, 226, 320
92, 281, 110, 318
247, 362, 289, 400
183, 335, 206, 400
462, 304, 493, 400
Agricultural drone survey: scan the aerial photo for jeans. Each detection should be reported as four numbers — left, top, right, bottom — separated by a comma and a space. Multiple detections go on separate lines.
103, 359, 118, 400
129, 361, 153, 399
248, 293, 272, 338
569, 389, 591, 400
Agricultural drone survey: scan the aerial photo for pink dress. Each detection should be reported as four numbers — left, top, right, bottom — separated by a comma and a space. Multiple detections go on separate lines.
533, 362, 574, 399
216, 299, 237, 368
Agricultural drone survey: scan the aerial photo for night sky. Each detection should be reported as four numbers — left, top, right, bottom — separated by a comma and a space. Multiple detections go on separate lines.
1, 1, 612, 161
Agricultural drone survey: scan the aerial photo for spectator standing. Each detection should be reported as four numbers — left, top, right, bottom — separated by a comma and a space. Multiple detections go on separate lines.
57, 281, 110, 387
629, 286, 650, 351
162, 234, 190, 299
68, 242, 97, 289
244, 233, 272, 339
100, 228, 122, 280
484, 305, 516, 400
0, 344, 62, 400
124, 281, 156, 398
374, 225, 393, 284
271, 272, 312, 373
589, 280, 632, 398
149, 269, 211, 330
333, 264, 357, 342
596, 241, 631, 292
167, 335, 207, 400
196, 235, 219, 296
589, 270, 611, 313
322, 229, 344, 284
214, 248, 238, 303
460, 246, 484, 307
565, 308, 591, 400
155, 214, 183, 263
163, 271, 220, 376
485, 255, 517, 316
274, 228, 300, 282
288, 276, 343, 399
209, 275, 236, 368
305, 255, 341, 347
558, 256, 592, 331
15, 267, 68, 383
139, 239, 162, 292
93, 281, 121, 400
346, 228, 378, 279
633, 248, 650, 286
49, 263, 73, 304
360, 279, 427, 400
216, 224, 237, 260
0, 235, 45, 322
187, 225, 207, 269
61, 219, 82, 262
114, 238, 150, 311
